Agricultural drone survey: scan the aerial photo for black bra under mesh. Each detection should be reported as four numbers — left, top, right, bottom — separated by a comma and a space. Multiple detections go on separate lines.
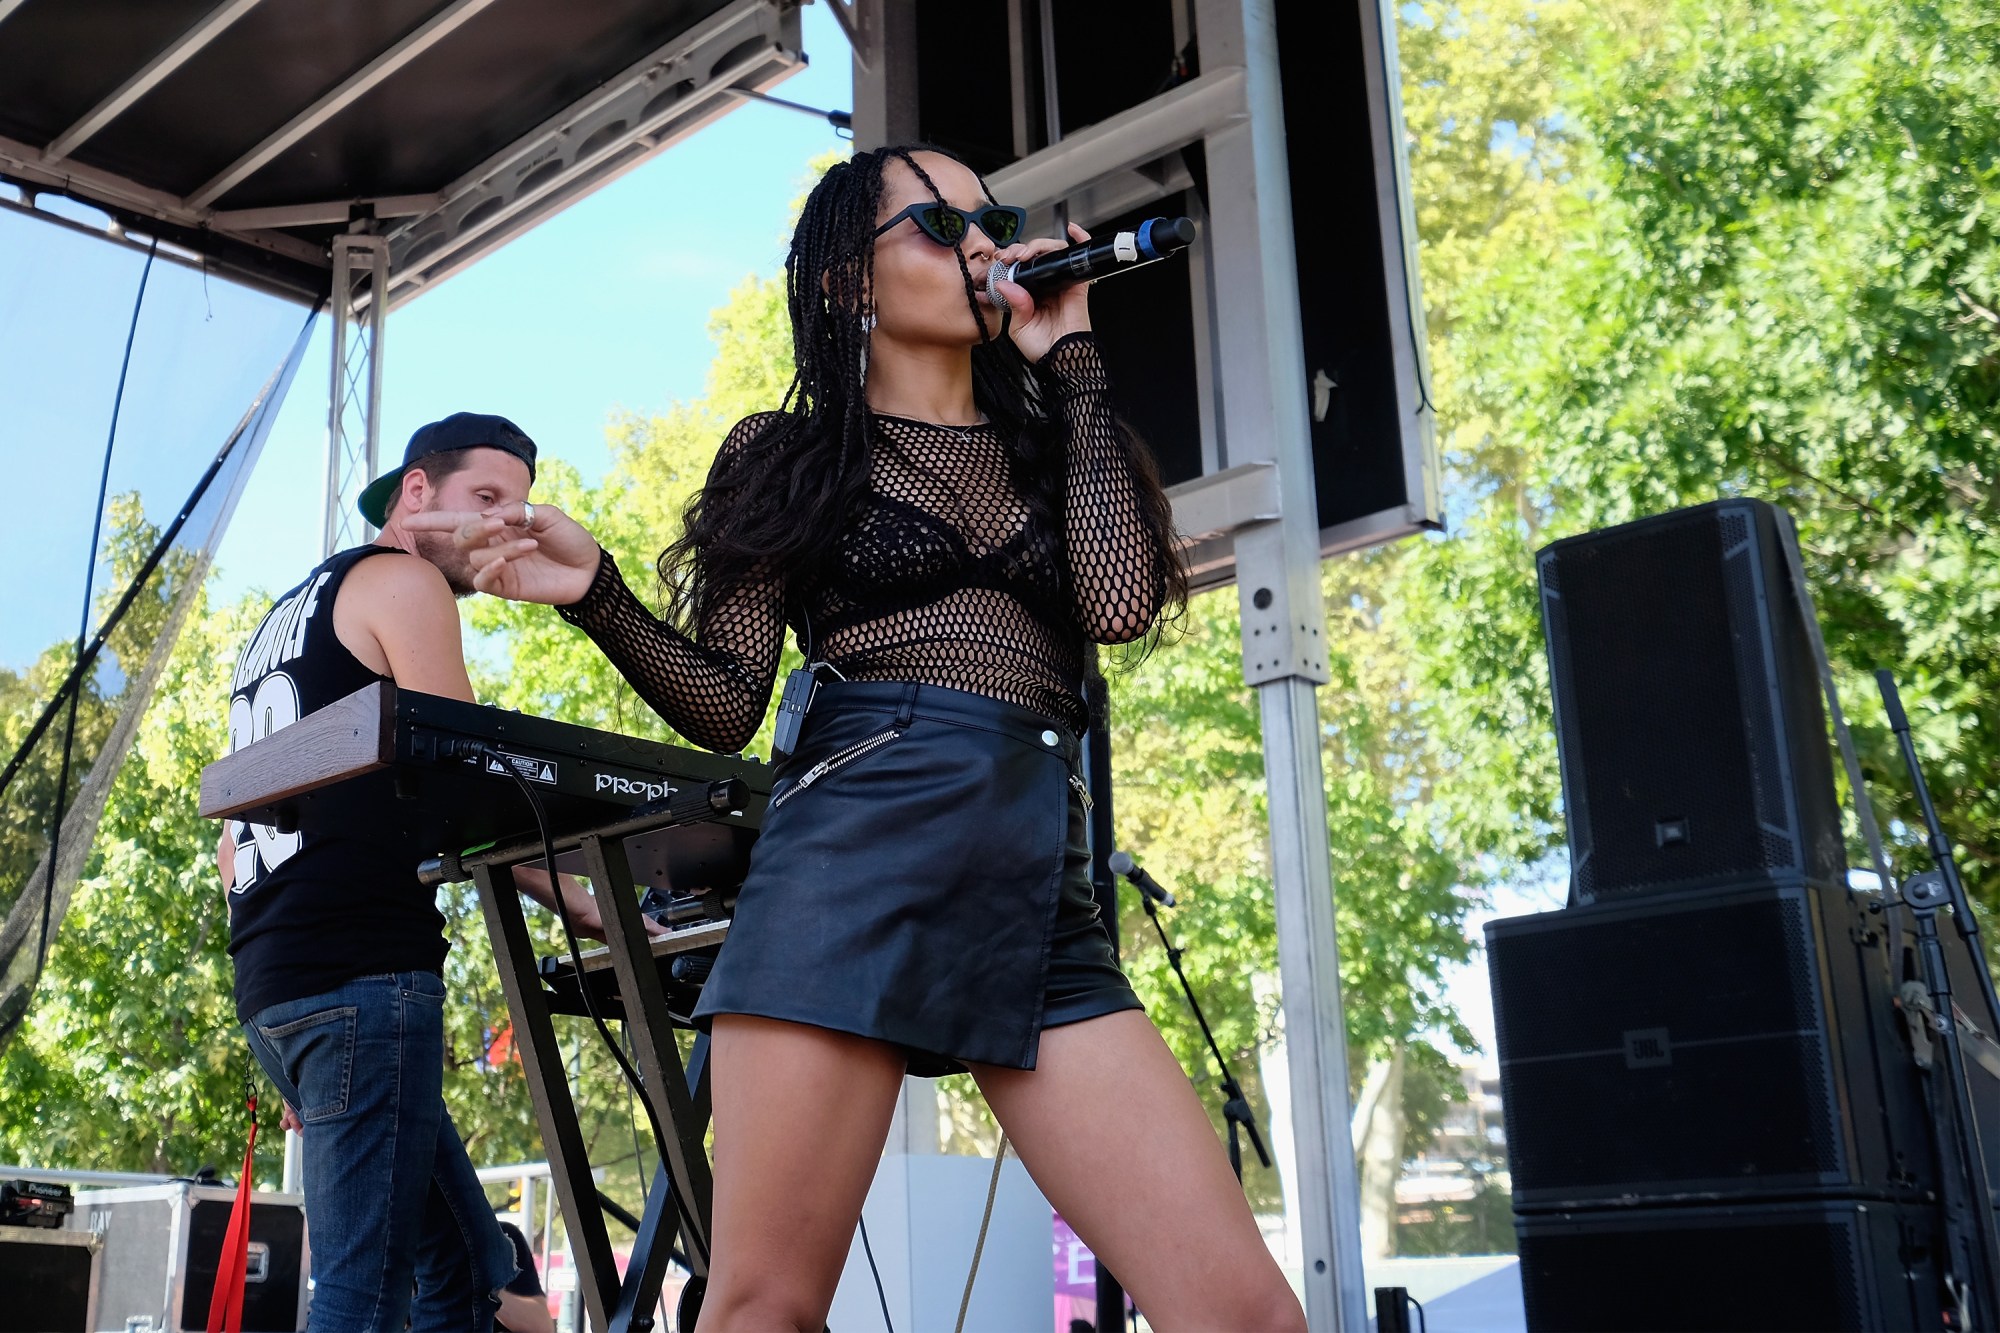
559, 333, 1172, 750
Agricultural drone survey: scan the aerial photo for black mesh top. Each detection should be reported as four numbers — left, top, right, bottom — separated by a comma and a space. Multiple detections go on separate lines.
558, 333, 1171, 751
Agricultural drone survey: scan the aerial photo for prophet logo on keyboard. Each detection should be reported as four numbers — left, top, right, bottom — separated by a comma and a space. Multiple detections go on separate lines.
595, 772, 674, 802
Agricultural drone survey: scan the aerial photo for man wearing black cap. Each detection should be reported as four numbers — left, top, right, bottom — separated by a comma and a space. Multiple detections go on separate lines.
217, 414, 643, 1331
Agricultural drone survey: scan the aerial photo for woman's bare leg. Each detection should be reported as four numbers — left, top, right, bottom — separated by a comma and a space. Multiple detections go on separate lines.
972, 1010, 1306, 1333
699, 1015, 909, 1332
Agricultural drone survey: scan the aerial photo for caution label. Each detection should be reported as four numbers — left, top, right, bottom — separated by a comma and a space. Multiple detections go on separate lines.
485, 750, 558, 785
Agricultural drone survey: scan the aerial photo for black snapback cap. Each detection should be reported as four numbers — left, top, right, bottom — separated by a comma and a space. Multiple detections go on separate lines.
358, 412, 538, 528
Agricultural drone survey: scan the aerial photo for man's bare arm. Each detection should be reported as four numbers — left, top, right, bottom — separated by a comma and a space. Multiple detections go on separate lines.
509, 867, 664, 942
334, 553, 656, 940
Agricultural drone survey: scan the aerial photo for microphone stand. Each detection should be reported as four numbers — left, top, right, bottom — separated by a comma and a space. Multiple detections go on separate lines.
1878, 670, 2000, 1324
1131, 867, 1272, 1181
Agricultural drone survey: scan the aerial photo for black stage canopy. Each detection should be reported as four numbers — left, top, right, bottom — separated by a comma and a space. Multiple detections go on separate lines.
0, 0, 806, 306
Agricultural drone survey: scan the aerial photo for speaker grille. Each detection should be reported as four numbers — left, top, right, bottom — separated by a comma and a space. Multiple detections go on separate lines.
1515, 1202, 1924, 1332
1538, 499, 1836, 900
1491, 888, 1850, 1202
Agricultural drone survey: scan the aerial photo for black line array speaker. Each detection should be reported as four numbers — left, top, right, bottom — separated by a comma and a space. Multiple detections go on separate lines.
1515, 1201, 1940, 1332
1536, 498, 1848, 903
1491, 499, 1950, 1330
1487, 883, 1926, 1210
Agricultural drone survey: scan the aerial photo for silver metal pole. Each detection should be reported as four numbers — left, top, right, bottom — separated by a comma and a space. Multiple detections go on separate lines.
1254, 670, 1368, 1330
1196, 0, 1368, 1325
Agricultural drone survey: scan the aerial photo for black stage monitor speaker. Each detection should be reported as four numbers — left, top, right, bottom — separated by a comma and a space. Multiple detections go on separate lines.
1537, 498, 1848, 903
1515, 1200, 1941, 1332
1486, 882, 1926, 1210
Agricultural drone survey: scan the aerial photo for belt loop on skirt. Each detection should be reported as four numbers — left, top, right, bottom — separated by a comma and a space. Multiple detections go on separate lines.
895, 681, 918, 729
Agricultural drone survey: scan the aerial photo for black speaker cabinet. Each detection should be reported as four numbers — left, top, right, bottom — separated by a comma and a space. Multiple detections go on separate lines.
0, 1227, 98, 1331
1516, 1200, 1941, 1332
1487, 882, 1928, 1210
1537, 498, 1847, 903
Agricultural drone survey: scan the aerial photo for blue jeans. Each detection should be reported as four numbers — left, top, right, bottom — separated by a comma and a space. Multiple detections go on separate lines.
245, 971, 516, 1331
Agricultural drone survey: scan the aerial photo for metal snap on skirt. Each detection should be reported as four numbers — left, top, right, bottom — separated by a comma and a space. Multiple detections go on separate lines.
690, 679, 1142, 1076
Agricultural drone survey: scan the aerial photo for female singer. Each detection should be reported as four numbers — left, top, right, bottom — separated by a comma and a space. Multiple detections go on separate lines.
420, 145, 1306, 1332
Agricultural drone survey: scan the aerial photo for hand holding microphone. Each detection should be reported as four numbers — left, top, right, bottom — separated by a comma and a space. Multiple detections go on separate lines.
1108, 850, 1177, 907
984, 216, 1199, 362
985, 216, 1198, 301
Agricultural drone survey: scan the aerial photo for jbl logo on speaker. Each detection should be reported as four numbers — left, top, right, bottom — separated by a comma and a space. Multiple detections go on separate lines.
1623, 1027, 1673, 1068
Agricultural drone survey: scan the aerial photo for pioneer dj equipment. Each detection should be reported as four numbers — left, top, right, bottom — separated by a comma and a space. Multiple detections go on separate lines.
0, 1179, 71, 1228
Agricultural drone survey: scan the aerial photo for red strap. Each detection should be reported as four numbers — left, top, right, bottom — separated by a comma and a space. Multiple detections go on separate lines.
208, 1097, 259, 1333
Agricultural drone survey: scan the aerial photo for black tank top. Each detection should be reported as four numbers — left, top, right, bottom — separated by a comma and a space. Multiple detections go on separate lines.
225, 545, 449, 1020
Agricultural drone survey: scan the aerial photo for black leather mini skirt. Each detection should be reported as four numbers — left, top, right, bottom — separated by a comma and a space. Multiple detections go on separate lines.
690, 679, 1141, 1076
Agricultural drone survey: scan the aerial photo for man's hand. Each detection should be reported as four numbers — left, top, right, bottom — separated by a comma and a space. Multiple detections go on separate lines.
513, 869, 668, 943
280, 1101, 303, 1134
403, 501, 602, 605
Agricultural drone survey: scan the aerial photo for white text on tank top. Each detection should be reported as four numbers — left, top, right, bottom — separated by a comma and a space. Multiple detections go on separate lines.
225, 570, 330, 893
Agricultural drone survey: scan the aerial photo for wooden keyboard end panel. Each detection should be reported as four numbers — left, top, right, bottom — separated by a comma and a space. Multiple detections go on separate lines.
199, 681, 397, 821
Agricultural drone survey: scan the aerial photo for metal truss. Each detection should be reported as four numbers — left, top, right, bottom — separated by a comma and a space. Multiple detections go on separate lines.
373, 0, 802, 312
0, 0, 804, 312
324, 234, 387, 558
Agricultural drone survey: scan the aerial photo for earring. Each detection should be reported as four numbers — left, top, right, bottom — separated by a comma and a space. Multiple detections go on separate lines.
860, 311, 877, 333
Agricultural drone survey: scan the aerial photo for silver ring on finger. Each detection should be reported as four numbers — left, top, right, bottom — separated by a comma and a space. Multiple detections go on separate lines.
520, 501, 534, 529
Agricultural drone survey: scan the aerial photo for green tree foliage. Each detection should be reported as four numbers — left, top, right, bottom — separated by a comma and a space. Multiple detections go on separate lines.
1408, 0, 2000, 900
1, 500, 240, 1171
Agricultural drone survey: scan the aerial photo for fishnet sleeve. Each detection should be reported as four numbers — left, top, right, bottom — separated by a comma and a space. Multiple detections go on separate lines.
556, 420, 786, 752
1040, 332, 1170, 643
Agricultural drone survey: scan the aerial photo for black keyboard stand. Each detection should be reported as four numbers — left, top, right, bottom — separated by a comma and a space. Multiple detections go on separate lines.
459, 782, 740, 1332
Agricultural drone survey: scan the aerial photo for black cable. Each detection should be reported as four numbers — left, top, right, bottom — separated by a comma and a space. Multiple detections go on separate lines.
1410, 1293, 1427, 1333
618, 1021, 652, 1205
485, 752, 709, 1270
858, 1212, 894, 1333
35, 238, 156, 978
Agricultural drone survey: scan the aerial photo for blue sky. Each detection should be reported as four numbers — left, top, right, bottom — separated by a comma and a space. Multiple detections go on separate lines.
0, 4, 851, 670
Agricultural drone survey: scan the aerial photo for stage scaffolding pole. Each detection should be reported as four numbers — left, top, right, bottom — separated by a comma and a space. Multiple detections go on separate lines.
1196, 1, 1366, 1327
323, 230, 387, 558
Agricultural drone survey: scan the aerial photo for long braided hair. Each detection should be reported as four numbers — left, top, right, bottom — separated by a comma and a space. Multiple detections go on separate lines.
658, 144, 1187, 653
